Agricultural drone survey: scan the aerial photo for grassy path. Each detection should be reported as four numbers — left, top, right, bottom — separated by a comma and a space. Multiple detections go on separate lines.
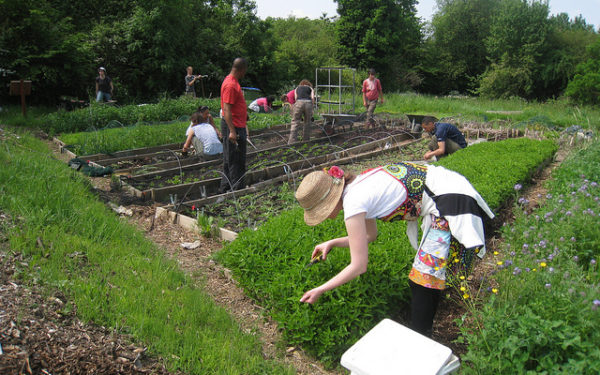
0, 129, 294, 374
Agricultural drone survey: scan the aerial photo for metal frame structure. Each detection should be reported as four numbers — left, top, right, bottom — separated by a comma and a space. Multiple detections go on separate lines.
315, 67, 356, 115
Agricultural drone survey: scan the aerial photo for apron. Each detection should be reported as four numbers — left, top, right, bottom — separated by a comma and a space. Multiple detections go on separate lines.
368, 163, 478, 289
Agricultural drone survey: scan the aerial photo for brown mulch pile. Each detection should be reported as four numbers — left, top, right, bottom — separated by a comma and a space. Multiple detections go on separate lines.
0, 221, 174, 375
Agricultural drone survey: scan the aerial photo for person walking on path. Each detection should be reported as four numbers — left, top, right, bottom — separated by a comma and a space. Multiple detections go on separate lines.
288, 80, 315, 144
184, 66, 201, 97
421, 116, 467, 160
295, 163, 494, 336
95, 67, 114, 102
362, 68, 384, 127
219, 57, 248, 192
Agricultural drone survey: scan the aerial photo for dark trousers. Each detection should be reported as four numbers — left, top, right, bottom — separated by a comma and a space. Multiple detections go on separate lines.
220, 119, 247, 192
409, 280, 442, 337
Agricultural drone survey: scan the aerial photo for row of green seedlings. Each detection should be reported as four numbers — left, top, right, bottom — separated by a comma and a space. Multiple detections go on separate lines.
457, 140, 600, 374
214, 137, 558, 367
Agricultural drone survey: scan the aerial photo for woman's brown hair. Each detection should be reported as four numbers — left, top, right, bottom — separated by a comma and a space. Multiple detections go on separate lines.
299, 79, 313, 88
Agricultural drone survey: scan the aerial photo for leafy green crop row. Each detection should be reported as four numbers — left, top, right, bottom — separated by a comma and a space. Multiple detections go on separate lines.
0, 131, 293, 374
215, 137, 558, 366
435, 138, 558, 210
59, 112, 292, 156
44, 96, 220, 134
460, 140, 600, 374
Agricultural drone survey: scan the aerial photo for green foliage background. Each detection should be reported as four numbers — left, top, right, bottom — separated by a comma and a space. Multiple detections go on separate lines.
1, 0, 598, 106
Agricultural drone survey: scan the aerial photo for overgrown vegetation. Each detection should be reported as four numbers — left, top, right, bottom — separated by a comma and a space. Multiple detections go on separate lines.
215, 138, 557, 366
460, 140, 600, 373
0, 131, 294, 374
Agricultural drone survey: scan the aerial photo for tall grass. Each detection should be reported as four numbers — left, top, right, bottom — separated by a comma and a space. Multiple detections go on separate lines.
380, 93, 600, 129
0, 130, 294, 375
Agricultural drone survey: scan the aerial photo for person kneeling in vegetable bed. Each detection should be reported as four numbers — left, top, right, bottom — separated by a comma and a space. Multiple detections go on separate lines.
295, 164, 494, 337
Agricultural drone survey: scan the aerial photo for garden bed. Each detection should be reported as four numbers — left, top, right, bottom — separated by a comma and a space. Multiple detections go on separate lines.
214, 138, 558, 367
121, 127, 420, 202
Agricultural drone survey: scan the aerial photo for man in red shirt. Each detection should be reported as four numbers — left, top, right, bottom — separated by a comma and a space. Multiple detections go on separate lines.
220, 57, 248, 192
362, 68, 384, 128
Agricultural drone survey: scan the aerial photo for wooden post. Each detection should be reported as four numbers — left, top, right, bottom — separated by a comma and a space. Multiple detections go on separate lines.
9, 80, 31, 117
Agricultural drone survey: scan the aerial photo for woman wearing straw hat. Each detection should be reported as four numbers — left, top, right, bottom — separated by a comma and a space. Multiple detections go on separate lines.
295, 163, 494, 336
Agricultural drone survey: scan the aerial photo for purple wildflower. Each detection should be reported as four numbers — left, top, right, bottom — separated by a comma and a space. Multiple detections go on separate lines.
510, 251, 516, 257
546, 194, 553, 199
525, 267, 531, 272
573, 255, 579, 262
545, 283, 552, 289
548, 267, 554, 273
559, 237, 565, 242
514, 183, 523, 191
571, 237, 576, 242
591, 182, 598, 187
566, 211, 572, 216
591, 259, 597, 266
523, 243, 529, 250
568, 288, 575, 294
513, 267, 522, 276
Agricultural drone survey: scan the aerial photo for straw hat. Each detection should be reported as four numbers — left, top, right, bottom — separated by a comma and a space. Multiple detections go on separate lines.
296, 167, 345, 226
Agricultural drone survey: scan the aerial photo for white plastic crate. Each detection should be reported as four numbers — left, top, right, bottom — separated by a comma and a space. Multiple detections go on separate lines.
341, 319, 460, 375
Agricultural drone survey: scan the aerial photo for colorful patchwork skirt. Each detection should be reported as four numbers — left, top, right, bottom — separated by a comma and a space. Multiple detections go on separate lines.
408, 215, 478, 290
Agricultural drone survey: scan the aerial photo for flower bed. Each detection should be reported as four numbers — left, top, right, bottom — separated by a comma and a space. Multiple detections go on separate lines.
214, 138, 558, 367
460, 140, 600, 374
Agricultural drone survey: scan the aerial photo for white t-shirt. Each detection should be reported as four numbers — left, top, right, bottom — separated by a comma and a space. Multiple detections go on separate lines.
186, 122, 223, 155
343, 168, 408, 221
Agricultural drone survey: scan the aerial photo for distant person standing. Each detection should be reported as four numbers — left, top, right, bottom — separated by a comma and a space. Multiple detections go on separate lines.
362, 68, 384, 127
220, 57, 249, 192
288, 80, 315, 144
184, 66, 201, 97
421, 116, 467, 160
95, 67, 114, 102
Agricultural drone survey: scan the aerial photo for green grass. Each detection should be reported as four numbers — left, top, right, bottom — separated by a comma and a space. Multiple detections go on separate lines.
0, 130, 294, 375
460, 140, 600, 374
0, 104, 54, 128
379, 93, 600, 130
215, 138, 557, 366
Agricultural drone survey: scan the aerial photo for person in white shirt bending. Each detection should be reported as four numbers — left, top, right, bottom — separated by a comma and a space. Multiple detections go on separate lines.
182, 108, 223, 159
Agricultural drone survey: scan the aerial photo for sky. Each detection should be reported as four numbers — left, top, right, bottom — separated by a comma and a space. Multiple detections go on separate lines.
254, 0, 600, 29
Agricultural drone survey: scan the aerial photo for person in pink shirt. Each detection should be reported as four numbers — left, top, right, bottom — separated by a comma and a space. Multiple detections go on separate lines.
248, 96, 274, 113
281, 89, 296, 114
362, 68, 384, 128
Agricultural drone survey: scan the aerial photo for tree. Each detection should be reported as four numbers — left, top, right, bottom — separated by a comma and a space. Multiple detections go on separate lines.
335, 0, 422, 91
421, 0, 499, 94
566, 37, 600, 105
269, 17, 338, 90
478, 0, 551, 98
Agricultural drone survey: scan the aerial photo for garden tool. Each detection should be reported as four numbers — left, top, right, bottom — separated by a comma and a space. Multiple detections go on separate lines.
304, 251, 324, 269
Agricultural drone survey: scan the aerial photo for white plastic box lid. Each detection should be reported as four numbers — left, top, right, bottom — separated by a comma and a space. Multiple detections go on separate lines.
341, 319, 455, 375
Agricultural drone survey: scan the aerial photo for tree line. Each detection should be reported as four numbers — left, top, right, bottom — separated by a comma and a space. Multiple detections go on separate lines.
1, 0, 598, 106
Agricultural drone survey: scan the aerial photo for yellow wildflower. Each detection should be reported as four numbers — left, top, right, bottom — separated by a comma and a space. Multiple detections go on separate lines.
492, 288, 498, 294
497, 261, 503, 265
454, 258, 460, 263
460, 275, 465, 280
532, 268, 537, 272
463, 293, 469, 299
493, 251, 499, 255
460, 286, 466, 292
540, 262, 547, 268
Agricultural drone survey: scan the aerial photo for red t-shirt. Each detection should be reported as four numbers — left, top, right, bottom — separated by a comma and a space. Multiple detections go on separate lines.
221, 74, 247, 128
286, 89, 296, 105
362, 78, 382, 101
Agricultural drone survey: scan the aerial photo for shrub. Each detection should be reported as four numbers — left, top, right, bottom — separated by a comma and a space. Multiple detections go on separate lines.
565, 38, 600, 105
216, 137, 557, 365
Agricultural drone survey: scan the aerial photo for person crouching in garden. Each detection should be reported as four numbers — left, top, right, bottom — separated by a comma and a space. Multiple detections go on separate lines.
248, 96, 275, 113
295, 163, 494, 336
182, 111, 223, 160
422, 116, 467, 160
288, 79, 315, 144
